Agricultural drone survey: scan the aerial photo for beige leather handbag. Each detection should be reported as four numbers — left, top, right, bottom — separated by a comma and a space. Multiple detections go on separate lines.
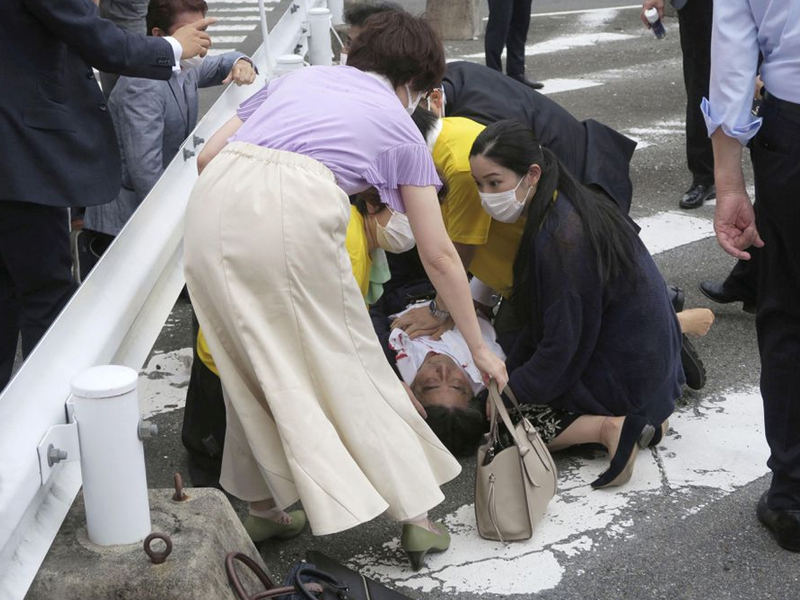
475, 382, 558, 542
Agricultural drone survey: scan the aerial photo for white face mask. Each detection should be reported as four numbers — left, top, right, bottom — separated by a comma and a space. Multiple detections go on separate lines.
404, 83, 424, 115
376, 209, 416, 253
180, 55, 205, 70
478, 175, 532, 223
339, 51, 347, 66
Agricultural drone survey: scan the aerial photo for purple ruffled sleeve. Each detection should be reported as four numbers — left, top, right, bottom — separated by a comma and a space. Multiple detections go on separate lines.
236, 83, 270, 122
362, 143, 442, 213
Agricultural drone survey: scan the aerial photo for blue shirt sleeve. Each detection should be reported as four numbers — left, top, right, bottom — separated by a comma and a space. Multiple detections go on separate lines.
701, 0, 762, 145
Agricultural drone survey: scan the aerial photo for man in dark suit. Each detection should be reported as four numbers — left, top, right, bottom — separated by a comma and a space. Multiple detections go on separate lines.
0, 0, 213, 390
642, 0, 715, 210
441, 60, 637, 216
484, 0, 542, 89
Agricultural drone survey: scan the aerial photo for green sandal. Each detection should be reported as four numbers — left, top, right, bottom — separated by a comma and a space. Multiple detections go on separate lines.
243, 510, 307, 543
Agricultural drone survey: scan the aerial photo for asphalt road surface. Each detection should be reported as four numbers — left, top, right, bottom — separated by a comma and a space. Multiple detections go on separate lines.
129, 2, 800, 598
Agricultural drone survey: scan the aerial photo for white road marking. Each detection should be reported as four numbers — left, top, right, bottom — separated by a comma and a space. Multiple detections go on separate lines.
538, 78, 603, 95
349, 387, 768, 595
625, 120, 685, 150
638, 211, 716, 255
208, 14, 265, 19
461, 32, 634, 60
138, 348, 193, 418
211, 35, 248, 43
481, 5, 642, 21
208, 24, 258, 31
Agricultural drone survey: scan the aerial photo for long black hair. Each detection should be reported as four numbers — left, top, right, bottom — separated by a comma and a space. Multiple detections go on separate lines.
469, 120, 638, 326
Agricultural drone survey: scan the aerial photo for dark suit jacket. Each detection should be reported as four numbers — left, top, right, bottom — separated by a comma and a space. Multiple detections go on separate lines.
0, 0, 176, 208
442, 61, 637, 215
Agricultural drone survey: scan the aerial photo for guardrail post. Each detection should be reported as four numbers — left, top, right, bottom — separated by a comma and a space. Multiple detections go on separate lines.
307, 7, 333, 66
275, 54, 306, 75
71, 366, 152, 546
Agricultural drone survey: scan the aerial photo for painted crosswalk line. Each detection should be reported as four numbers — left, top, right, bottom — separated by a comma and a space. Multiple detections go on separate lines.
347, 387, 768, 595
638, 211, 715, 255
461, 32, 635, 61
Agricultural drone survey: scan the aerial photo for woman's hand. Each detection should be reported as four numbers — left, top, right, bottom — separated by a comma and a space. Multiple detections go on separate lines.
391, 305, 454, 340
472, 344, 508, 391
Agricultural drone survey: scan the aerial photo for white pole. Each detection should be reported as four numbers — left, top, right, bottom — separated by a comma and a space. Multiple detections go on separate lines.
328, 0, 344, 25
275, 54, 305, 76
257, 0, 273, 75
308, 7, 333, 66
71, 366, 150, 546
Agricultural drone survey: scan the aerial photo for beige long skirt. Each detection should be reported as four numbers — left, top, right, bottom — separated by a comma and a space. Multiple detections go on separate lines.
183, 142, 461, 535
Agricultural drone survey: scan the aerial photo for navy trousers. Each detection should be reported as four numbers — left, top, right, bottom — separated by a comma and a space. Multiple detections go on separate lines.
677, 0, 715, 187
0, 201, 75, 390
484, 0, 533, 79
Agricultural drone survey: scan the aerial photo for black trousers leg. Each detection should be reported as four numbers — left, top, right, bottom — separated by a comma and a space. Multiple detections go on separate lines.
677, 0, 714, 187
723, 247, 760, 303
181, 312, 226, 487
751, 99, 800, 510
0, 201, 75, 390
506, 0, 533, 78
485, 0, 514, 73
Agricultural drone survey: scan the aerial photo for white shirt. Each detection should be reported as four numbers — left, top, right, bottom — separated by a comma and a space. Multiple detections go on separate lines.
702, 0, 800, 145
388, 302, 506, 395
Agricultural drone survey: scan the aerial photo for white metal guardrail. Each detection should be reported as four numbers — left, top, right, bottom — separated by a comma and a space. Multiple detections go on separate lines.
0, 1, 338, 597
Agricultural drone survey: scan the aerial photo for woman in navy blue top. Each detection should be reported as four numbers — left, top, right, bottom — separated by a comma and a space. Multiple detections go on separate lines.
470, 120, 684, 488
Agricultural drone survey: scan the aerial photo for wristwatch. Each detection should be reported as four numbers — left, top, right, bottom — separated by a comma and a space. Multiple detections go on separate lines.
429, 299, 450, 321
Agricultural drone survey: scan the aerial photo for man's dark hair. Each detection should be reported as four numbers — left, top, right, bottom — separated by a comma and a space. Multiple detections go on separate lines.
346, 11, 445, 92
343, 0, 404, 27
425, 403, 487, 457
147, 0, 208, 35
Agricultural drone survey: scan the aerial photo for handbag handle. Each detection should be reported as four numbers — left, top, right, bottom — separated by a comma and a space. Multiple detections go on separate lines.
225, 552, 299, 600
487, 381, 531, 453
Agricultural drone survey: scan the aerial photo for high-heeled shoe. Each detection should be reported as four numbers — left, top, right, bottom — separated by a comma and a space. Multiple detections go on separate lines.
243, 510, 307, 543
591, 416, 655, 489
646, 419, 670, 448
401, 521, 450, 571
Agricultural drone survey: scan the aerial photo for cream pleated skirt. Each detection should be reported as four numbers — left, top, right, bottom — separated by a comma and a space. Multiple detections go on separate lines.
183, 142, 461, 535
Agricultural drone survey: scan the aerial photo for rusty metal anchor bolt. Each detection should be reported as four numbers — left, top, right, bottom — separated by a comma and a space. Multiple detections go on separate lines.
143, 532, 173, 565
172, 472, 188, 502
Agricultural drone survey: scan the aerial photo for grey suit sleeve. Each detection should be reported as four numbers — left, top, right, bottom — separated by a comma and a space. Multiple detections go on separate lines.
196, 52, 249, 88
23, 0, 174, 78
112, 79, 168, 199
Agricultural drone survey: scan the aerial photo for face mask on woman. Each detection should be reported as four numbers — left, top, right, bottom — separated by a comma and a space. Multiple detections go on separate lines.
404, 83, 424, 115
376, 209, 416, 253
478, 175, 532, 223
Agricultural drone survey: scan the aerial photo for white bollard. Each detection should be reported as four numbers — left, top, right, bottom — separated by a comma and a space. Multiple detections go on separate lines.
71, 366, 151, 546
327, 0, 344, 25
275, 54, 305, 76
308, 7, 333, 66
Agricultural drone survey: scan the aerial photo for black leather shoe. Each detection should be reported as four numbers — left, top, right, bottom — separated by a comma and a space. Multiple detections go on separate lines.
668, 285, 685, 313
680, 335, 706, 390
699, 281, 757, 314
679, 183, 716, 209
757, 491, 800, 552
509, 74, 544, 90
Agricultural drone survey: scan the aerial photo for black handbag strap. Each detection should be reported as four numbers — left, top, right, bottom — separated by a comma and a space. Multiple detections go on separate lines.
292, 566, 351, 600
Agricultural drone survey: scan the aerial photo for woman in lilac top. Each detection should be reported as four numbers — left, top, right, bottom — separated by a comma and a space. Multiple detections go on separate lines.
183, 12, 506, 570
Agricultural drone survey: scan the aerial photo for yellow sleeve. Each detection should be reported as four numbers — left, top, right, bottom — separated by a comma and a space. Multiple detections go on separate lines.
345, 206, 371, 299
444, 165, 491, 245
196, 328, 220, 377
